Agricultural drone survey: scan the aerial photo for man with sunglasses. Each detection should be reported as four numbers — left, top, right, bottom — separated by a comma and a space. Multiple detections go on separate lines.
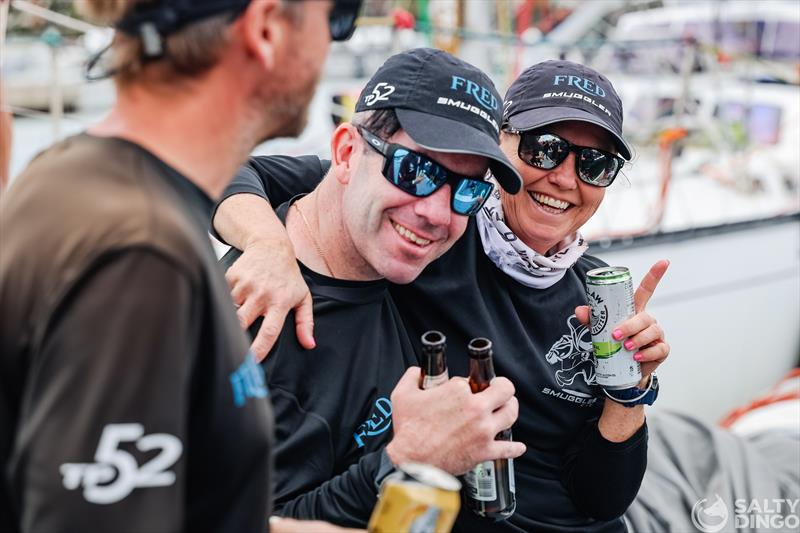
0, 1, 362, 532
214, 59, 673, 532
217, 48, 526, 527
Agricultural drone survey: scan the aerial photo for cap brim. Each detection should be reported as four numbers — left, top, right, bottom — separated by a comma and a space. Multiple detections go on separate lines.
396, 108, 523, 194
508, 107, 632, 160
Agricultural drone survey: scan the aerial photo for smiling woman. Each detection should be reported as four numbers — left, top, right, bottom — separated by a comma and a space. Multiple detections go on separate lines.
496, 121, 612, 258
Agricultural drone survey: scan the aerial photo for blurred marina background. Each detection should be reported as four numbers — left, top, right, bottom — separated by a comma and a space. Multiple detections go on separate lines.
2, 0, 799, 424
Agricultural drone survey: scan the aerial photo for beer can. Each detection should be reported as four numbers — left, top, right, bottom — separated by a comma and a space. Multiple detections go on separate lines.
368, 462, 461, 533
585, 266, 642, 389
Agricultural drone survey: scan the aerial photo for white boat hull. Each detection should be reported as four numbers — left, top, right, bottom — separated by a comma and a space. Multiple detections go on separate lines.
592, 215, 800, 424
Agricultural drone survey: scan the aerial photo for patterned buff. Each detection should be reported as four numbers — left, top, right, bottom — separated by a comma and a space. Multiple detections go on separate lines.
476, 179, 589, 289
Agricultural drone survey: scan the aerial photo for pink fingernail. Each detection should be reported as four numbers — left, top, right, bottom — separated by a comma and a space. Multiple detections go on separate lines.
634, 353, 643, 361
624, 340, 635, 351
613, 329, 623, 340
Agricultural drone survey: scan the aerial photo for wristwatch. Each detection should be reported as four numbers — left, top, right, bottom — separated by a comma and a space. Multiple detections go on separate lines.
602, 373, 659, 407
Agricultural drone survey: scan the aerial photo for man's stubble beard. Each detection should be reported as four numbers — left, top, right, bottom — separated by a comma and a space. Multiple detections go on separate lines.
267, 77, 317, 139
250, 51, 323, 143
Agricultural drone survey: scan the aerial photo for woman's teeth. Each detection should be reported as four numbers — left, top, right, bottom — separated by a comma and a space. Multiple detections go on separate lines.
530, 192, 570, 212
393, 222, 431, 246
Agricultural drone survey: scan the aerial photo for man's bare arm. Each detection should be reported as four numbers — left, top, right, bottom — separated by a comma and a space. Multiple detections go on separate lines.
215, 193, 314, 359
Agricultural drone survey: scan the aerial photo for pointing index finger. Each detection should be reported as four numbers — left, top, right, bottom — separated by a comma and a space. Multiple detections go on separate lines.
634, 260, 670, 312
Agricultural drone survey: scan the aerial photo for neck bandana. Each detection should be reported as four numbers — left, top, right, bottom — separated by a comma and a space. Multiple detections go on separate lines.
476, 181, 588, 289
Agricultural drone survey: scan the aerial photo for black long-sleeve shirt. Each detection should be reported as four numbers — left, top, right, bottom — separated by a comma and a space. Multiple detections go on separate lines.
221, 200, 417, 527
216, 155, 648, 532
1, 135, 273, 532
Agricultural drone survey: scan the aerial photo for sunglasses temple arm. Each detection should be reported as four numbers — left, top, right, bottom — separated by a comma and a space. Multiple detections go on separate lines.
360, 128, 391, 156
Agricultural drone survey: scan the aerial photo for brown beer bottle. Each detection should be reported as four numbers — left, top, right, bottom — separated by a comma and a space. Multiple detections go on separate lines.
463, 337, 516, 520
419, 330, 449, 390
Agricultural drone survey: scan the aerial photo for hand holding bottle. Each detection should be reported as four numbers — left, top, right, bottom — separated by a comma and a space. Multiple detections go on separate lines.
385, 367, 525, 476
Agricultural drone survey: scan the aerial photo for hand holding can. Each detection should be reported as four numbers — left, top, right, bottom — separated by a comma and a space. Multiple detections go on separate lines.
585, 267, 642, 389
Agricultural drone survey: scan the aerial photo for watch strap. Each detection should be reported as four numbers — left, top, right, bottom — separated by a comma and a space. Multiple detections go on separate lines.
603, 373, 659, 407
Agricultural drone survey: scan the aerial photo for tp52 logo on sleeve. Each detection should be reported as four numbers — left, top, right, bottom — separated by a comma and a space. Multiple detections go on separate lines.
60, 423, 183, 504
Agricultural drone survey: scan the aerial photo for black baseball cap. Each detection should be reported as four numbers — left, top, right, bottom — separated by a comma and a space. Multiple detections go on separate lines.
503, 60, 632, 160
116, 0, 252, 38
116, 0, 362, 46
89, 0, 361, 80
355, 48, 523, 194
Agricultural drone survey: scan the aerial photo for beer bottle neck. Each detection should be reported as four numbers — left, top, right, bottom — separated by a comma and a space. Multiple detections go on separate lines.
468, 354, 495, 393
421, 347, 447, 377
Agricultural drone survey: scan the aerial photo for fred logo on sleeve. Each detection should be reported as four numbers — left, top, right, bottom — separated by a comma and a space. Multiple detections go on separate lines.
229, 352, 268, 407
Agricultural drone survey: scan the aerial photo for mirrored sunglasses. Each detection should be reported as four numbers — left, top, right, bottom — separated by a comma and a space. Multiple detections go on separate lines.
358, 127, 494, 216
514, 130, 625, 187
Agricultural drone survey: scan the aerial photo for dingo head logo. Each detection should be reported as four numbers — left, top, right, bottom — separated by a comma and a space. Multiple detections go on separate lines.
691, 495, 729, 532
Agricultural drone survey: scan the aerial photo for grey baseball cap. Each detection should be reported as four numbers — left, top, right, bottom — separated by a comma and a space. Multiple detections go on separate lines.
503, 60, 632, 160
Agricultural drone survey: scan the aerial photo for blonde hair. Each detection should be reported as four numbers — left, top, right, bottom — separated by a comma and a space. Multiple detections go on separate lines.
78, 0, 233, 84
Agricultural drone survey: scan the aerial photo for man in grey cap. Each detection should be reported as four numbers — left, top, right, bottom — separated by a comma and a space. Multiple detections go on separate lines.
217, 47, 526, 527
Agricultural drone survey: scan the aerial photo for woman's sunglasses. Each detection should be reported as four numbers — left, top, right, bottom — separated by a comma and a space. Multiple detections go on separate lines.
329, 0, 362, 41
358, 128, 494, 216
512, 130, 625, 187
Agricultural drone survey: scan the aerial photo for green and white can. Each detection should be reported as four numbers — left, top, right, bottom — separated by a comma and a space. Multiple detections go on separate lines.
585, 266, 642, 389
